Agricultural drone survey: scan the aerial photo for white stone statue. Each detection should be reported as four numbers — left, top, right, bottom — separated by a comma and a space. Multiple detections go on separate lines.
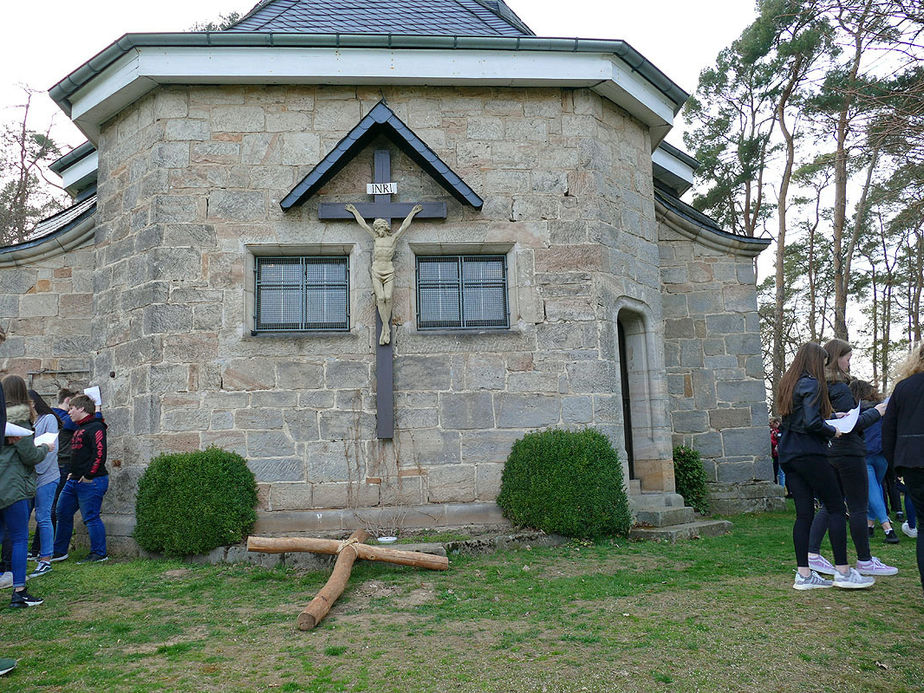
345, 203, 423, 345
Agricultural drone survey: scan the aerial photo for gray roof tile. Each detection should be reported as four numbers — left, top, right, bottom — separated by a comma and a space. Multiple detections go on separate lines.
229, 0, 533, 36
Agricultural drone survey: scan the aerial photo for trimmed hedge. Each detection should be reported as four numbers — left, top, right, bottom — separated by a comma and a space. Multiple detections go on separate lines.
134, 447, 257, 556
673, 445, 710, 513
497, 428, 631, 539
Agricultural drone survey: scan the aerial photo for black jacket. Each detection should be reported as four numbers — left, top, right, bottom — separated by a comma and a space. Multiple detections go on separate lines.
882, 371, 924, 471
826, 380, 881, 458
778, 374, 838, 461
69, 414, 108, 480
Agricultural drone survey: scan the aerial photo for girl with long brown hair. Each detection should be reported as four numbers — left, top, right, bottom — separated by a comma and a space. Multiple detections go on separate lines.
777, 342, 873, 589
806, 339, 896, 578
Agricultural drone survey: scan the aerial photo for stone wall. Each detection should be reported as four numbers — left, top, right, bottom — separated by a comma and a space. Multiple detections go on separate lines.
657, 217, 774, 490
77, 83, 674, 533
0, 243, 96, 394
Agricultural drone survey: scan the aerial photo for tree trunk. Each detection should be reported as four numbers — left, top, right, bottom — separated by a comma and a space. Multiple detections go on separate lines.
296, 529, 369, 630
246, 535, 449, 571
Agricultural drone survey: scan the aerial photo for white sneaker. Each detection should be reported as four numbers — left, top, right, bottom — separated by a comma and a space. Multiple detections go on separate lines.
833, 567, 875, 589
0, 571, 11, 589
793, 570, 833, 590
902, 521, 918, 539
808, 554, 837, 576
856, 556, 898, 576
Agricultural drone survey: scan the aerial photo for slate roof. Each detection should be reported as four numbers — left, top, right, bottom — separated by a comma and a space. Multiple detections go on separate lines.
282, 100, 482, 210
654, 182, 769, 246
1, 195, 96, 252
228, 0, 534, 36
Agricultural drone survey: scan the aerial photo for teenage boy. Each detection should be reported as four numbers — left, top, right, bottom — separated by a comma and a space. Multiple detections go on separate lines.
52, 395, 109, 563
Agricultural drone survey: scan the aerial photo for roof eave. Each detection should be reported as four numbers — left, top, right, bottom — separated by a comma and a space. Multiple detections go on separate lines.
50, 33, 688, 143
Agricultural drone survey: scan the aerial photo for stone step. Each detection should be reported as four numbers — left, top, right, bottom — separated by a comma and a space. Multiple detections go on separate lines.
633, 506, 697, 528
629, 519, 732, 543
629, 492, 688, 512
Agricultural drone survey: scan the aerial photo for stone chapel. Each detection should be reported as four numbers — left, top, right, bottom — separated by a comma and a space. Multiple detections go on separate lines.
0, 0, 779, 551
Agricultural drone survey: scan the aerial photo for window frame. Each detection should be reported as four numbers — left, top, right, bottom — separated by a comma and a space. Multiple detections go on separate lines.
252, 255, 350, 334
415, 254, 510, 330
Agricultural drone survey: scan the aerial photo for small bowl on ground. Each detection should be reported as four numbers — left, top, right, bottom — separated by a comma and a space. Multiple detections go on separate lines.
377, 536, 397, 544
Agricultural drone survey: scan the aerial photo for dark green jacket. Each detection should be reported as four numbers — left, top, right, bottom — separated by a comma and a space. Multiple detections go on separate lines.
0, 435, 49, 510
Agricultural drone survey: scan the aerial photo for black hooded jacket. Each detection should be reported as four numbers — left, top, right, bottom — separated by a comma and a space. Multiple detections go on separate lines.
826, 380, 881, 459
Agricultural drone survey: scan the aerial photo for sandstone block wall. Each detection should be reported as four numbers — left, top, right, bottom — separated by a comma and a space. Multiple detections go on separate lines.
80, 84, 673, 523
658, 224, 772, 484
0, 246, 96, 395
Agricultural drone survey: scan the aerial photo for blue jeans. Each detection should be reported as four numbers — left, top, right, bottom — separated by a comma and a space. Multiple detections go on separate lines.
0, 499, 30, 588
54, 476, 109, 557
34, 482, 58, 559
866, 454, 889, 524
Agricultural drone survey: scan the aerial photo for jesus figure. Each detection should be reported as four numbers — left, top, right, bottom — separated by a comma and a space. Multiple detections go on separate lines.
345, 203, 423, 345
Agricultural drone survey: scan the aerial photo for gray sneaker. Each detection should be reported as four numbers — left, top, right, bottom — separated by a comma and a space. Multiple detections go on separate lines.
833, 567, 875, 589
793, 570, 833, 590
856, 556, 898, 576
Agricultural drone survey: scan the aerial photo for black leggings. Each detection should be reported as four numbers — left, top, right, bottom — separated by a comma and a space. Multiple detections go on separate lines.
782, 454, 849, 567
809, 454, 871, 562
899, 467, 924, 594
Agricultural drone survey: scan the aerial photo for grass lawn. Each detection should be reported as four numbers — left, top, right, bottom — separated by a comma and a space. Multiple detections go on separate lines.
2, 509, 922, 692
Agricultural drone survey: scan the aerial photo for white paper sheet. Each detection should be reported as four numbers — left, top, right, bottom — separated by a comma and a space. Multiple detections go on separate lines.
84, 385, 102, 406
4, 422, 32, 437
828, 402, 861, 434
34, 432, 58, 447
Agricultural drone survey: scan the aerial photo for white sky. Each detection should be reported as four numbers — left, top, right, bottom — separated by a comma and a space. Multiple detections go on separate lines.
1, 0, 757, 150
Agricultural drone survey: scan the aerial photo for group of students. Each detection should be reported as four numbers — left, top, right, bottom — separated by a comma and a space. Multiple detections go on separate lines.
777, 339, 924, 593
0, 376, 110, 609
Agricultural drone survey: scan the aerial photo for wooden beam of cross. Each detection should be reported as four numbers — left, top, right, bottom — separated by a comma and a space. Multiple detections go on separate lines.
247, 530, 449, 630
318, 150, 447, 440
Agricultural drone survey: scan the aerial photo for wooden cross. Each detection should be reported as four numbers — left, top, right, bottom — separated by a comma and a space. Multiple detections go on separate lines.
247, 530, 449, 630
318, 150, 447, 439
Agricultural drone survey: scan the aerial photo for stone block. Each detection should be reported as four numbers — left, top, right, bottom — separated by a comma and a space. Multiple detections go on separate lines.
268, 483, 313, 511
207, 190, 265, 222
723, 285, 758, 312
426, 465, 476, 503
222, 359, 276, 391
398, 429, 461, 466
211, 105, 265, 132
394, 355, 453, 391
235, 408, 285, 430
664, 318, 695, 339
305, 441, 353, 483
319, 410, 375, 440
20, 293, 58, 317
494, 393, 560, 429
715, 461, 760, 484
672, 409, 709, 434
280, 132, 321, 165
562, 396, 593, 425
705, 313, 745, 334
142, 303, 193, 336
247, 430, 296, 458
283, 409, 321, 441
459, 430, 520, 464
475, 463, 504, 501
153, 195, 201, 223
164, 119, 210, 141
690, 431, 723, 458
725, 332, 762, 355
161, 408, 212, 432
150, 141, 190, 168
565, 360, 617, 393
716, 379, 766, 405
274, 361, 323, 390
247, 457, 304, 483
440, 392, 495, 429
708, 408, 752, 430
324, 359, 370, 389
722, 427, 770, 459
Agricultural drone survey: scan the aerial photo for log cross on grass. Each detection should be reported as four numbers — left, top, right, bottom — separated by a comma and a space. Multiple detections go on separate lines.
247, 529, 449, 630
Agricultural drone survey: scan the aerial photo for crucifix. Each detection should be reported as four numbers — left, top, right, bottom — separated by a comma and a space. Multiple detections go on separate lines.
318, 150, 446, 439
247, 530, 449, 630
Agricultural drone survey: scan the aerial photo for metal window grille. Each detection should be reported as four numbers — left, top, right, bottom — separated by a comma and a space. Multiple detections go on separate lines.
416, 255, 508, 329
254, 256, 349, 332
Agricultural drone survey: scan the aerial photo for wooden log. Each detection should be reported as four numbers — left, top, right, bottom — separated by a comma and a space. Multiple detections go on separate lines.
297, 529, 369, 631
247, 535, 449, 571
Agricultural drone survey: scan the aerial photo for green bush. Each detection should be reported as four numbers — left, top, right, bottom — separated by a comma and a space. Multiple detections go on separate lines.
673, 445, 710, 513
134, 447, 258, 556
496, 428, 631, 539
